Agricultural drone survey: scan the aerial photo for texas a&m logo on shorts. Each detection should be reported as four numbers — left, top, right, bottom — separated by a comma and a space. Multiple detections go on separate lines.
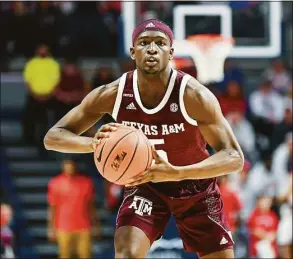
128, 196, 153, 216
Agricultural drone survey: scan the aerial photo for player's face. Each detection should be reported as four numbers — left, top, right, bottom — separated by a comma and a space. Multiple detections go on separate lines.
130, 31, 174, 75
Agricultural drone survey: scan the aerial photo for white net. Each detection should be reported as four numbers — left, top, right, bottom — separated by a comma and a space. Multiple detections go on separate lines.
172, 35, 234, 84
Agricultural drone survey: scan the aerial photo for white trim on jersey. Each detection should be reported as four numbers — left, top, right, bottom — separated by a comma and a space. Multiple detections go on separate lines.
179, 75, 198, 126
112, 73, 127, 120
133, 69, 177, 114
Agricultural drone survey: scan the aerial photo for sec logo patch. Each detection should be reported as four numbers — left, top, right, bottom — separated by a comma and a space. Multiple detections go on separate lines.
170, 103, 178, 112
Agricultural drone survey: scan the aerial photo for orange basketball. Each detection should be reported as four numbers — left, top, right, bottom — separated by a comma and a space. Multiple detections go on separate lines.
94, 125, 153, 185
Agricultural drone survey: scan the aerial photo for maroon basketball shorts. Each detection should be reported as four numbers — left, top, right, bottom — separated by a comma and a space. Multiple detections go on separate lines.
116, 184, 234, 257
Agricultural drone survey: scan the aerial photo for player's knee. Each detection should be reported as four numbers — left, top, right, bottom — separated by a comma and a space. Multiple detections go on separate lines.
115, 226, 150, 258
115, 238, 142, 259
115, 246, 141, 259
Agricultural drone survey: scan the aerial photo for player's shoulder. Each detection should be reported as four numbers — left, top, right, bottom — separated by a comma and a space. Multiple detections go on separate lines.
81, 77, 121, 113
181, 75, 222, 123
90, 77, 121, 98
184, 75, 218, 106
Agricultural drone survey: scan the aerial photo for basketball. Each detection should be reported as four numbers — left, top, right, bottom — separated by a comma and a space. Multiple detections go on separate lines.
94, 126, 153, 185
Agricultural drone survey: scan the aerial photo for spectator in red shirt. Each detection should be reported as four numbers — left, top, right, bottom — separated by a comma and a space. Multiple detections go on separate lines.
217, 80, 247, 117
47, 159, 100, 259
218, 175, 243, 234
0, 204, 14, 259
247, 194, 279, 258
54, 60, 86, 121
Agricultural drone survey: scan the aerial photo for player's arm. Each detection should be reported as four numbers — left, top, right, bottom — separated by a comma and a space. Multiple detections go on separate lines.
178, 77, 244, 179
44, 80, 119, 153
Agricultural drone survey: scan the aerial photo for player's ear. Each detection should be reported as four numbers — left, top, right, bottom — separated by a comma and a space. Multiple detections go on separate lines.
130, 47, 135, 60
169, 47, 174, 61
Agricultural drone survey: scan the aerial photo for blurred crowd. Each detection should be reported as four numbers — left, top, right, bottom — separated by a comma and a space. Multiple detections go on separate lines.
212, 58, 292, 258
1, 1, 272, 62
1, 1, 292, 258
21, 44, 118, 153
1, 1, 121, 60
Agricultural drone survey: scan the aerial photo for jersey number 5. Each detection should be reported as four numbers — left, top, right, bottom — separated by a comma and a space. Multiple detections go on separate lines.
149, 139, 169, 162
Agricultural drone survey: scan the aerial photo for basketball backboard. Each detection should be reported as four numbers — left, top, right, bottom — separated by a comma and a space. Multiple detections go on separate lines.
121, 1, 282, 58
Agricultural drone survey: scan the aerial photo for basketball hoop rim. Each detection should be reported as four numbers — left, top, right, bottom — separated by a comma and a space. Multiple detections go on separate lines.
187, 34, 235, 45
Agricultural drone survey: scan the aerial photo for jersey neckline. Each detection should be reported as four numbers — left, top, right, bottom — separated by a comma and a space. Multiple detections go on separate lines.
133, 69, 177, 114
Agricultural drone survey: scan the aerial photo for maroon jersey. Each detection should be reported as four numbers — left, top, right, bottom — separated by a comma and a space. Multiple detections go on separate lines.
112, 69, 216, 198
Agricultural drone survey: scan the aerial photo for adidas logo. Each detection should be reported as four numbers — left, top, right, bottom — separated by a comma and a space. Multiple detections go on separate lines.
220, 236, 228, 245
126, 102, 137, 110
145, 22, 155, 28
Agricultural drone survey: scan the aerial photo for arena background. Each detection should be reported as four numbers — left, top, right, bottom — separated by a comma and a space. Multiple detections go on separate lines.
0, 1, 292, 258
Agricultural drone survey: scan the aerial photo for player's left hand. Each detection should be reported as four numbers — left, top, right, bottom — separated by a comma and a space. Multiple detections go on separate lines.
126, 147, 181, 186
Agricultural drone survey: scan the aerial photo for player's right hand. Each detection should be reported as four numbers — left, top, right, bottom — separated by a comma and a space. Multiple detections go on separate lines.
47, 228, 56, 242
92, 123, 121, 150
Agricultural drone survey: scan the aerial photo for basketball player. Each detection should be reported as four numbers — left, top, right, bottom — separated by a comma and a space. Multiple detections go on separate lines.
44, 19, 244, 258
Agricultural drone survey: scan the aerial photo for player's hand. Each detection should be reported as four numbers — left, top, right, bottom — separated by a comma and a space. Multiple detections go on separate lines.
92, 123, 121, 150
126, 147, 181, 186
47, 228, 56, 242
